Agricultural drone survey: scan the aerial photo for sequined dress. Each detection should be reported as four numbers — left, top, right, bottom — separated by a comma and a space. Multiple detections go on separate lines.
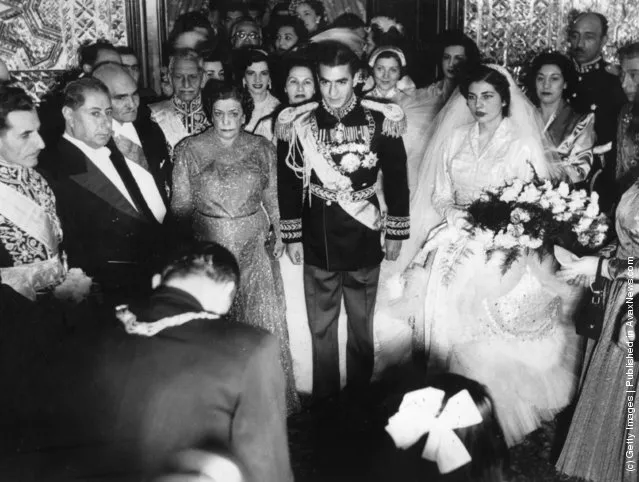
556, 170, 639, 482
398, 120, 582, 446
171, 129, 300, 413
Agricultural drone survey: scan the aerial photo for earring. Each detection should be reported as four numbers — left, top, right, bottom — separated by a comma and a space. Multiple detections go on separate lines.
268, 80, 272, 90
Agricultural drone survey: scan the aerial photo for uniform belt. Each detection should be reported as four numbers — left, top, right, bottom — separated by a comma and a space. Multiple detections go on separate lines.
310, 183, 376, 203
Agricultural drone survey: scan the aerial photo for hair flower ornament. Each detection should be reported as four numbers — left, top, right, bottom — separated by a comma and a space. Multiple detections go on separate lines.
385, 387, 483, 474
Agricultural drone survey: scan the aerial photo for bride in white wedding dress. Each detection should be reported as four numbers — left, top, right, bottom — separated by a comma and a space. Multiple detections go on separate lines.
374, 64, 583, 446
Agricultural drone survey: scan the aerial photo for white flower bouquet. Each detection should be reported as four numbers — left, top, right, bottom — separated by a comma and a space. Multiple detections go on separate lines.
467, 178, 609, 272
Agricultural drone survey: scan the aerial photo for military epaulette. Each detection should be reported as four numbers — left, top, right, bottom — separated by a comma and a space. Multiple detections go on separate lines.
274, 101, 319, 141
360, 99, 407, 138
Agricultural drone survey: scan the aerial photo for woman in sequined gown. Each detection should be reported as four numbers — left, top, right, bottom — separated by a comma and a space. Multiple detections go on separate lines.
555, 43, 639, 482
376, 65, 582, 446
171, 84, 300, 413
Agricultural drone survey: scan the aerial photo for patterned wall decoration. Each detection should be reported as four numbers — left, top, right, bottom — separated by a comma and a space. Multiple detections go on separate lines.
0, 0, 128, 97
465, 0, 639, 68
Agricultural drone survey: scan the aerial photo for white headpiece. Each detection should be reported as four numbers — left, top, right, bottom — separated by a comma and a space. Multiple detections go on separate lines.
368, 46, 407, 68
385, 387, 483, 474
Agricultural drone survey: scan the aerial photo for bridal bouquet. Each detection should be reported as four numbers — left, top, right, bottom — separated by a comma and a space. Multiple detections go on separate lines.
466, 177, 609, 271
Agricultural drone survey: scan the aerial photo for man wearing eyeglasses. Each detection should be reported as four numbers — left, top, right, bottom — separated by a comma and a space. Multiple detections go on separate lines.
230, 17, 262, 49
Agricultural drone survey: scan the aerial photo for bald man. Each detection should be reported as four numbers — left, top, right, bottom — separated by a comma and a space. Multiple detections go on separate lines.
567, 12, 627, 210
93, 64, 172, 215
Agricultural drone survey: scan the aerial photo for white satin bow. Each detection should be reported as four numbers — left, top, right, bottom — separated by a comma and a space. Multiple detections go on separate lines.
385, 387, 483, 474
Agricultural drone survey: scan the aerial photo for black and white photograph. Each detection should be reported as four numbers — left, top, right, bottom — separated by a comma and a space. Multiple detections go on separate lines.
0, 0, 638, 480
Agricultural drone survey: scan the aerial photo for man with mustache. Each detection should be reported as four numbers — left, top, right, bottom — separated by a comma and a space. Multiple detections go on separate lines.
567, 11, 626, 210
149, 49, 210, 152
43, 78, 164, 304
93, 63, 171, 215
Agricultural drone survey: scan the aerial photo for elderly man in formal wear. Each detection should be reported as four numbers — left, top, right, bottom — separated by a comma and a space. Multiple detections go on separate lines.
0, 85, 66, 300
567, 11, 627, 210
43, 78, 164, 302
93, 64, 171, 214
149, 49, 211, 152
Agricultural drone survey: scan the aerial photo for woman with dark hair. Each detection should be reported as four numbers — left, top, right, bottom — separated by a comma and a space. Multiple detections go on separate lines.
236, 49, 280, 141
555, 42, 639, 482
289, 0, 327, 35
526, 51, 595, 185
375, 65, 580, 447
271, 16, 308, 53
380, 373, 509, 482
203, 50, 230, 83
171, 83, 300, 414
281, 55, 317, 104
426, 30, 481, 107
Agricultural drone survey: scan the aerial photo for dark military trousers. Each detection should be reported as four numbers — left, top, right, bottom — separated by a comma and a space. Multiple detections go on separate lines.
303, 263, 380, 400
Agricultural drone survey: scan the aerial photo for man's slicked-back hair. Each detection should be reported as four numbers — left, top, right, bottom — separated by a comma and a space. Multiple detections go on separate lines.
78, 39, 118, 67
315, 40, 361, 77
0, 85, 35, 133
63, 77, 110, 111
160, 241, 240, 287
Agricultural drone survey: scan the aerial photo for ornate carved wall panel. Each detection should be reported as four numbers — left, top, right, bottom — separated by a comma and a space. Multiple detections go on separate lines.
0, 0, 129, 97
465, 0, 639, 67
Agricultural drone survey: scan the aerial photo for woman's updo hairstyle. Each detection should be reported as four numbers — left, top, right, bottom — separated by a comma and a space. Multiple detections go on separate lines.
202, 81, 254, 124
525, 51, 576, 106
460, 64, 511, 117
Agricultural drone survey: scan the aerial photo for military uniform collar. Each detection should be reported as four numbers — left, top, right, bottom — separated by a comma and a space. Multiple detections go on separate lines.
171, 94, 203, 113
573, 56, 604, 74
321, 94, 358, 121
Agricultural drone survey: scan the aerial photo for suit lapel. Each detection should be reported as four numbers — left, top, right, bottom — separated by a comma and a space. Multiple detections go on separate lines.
60, 139, 146, 221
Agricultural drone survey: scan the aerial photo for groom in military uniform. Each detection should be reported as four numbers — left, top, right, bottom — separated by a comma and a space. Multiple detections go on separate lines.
276, 41, 409, 403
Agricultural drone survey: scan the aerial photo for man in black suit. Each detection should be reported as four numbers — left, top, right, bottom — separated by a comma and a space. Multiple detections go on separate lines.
93, 63, 172, 206
102, 241, 293, 481
43, 77, 164, 302
0, 243, 293, 482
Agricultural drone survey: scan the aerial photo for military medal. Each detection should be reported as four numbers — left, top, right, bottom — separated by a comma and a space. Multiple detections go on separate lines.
331, 122, 346, 144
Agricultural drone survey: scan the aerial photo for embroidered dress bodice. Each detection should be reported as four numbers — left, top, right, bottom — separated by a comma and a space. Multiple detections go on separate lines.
0, 159, 62, 265
433, 118, 535, 216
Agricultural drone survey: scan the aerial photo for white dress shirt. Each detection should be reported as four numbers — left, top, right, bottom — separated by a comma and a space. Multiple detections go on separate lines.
113, 120, 167, 223
64, 132, 166, 223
